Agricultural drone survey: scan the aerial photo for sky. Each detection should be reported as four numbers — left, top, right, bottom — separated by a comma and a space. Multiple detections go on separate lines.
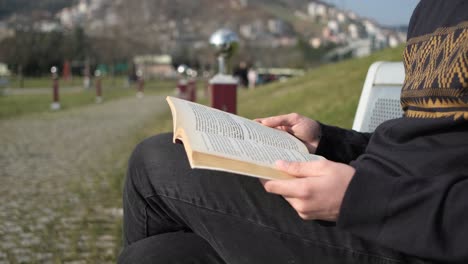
322, 0, 421, 26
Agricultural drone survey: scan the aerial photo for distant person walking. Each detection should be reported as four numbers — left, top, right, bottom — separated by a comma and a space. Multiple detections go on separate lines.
233, 61, 249, 88
248, 67, 257, 89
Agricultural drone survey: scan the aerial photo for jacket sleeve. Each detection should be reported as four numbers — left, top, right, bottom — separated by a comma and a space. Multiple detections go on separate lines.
337, 120, 468, 263
315, 123, 372, 163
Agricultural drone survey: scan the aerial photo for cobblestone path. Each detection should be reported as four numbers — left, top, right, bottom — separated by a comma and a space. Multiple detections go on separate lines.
0, 95, 168, 263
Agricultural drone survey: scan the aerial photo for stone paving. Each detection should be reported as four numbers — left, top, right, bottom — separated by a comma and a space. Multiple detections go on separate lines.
0, 95, 168, 263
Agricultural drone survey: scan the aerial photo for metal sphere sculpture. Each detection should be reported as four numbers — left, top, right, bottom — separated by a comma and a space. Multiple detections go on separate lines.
209, 29, 239, 74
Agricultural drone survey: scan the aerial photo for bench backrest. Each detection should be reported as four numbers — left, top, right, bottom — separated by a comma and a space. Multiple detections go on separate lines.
352, 61, 405, 133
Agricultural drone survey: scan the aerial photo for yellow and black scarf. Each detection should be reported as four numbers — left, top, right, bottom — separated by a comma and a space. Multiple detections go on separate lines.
402, 16, 468, 120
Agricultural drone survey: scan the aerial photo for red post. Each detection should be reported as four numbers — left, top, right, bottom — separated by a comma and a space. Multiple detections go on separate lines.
209, 74, 238, 114
188, 79, 197, 102
50, 66, 61, 110
177, 79, 188, 100
63, 60, 71, 81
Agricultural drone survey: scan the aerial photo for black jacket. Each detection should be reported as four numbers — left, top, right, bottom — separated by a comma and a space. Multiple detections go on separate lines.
316, 0, 468, 262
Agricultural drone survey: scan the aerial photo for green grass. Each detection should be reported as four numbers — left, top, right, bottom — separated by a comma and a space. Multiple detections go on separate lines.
6, 76, 194, 90
236, 46, 405, 128
0, 79, 186, 119
133, 45, 405, 135
8, 76, 84, 89
0, 88, 136, 119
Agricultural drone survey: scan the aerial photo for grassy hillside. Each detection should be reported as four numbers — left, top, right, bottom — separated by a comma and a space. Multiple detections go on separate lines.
152, 45, 405, 136
236, 45, 405, 129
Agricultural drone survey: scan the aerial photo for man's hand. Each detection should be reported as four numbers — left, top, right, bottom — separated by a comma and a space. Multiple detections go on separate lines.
256, 113, 321, 153
262, 159, 355, 222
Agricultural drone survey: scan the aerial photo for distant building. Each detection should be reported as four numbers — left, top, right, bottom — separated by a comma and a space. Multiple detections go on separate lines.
268, 19, 287, 35
348, 23, 359, 39
307, 2, 318, 17
309, 37, 322, 48
0, 63, 11, 76
363, 20, 377, 35
78, 0, 89, 13
133, 55, 176, 78
308, 2, 328, 22
327, 20, 339, 35
56, 0, 88, 29
374, 32, 387, 49
240, 24, 254, 39
327, 7, 337, 19
347, 11, 358, 20
34, 20, 62, 32
0, 23, 14, 41
278, 36, 297, 47
308, 2, 327, 17
388, 35, 400, 48
230, 0, 248, 9
337, 12, 346, 23
324, 39, 373, 61
57, 8, 73, 28
316, 4, 328, 18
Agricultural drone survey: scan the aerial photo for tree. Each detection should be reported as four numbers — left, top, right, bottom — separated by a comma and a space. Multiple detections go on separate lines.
0, 27, 91, 76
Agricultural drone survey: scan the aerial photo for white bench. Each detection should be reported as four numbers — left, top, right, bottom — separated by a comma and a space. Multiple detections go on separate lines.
352, 61, 405, 133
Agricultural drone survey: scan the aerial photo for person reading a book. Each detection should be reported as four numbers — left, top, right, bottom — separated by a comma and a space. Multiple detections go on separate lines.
118, 1, 468, 263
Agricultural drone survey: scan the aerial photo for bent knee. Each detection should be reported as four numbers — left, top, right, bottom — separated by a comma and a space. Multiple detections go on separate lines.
126, 133, 188, 190
128, 132, 180, 168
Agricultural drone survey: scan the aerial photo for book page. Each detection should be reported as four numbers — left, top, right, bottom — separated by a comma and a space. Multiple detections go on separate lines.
198, 133, 321, 167
167, 96, 309, 153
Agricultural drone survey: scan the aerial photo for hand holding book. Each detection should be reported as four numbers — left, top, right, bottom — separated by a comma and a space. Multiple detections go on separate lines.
255, 110, 356, 222
166, 96, 324, 180
262, 158, 355, 222
255, 113, 322, 154
166, 96, 354, 221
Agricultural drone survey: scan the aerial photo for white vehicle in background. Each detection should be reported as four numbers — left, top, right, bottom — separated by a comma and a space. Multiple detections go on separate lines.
0, 63, 11, 88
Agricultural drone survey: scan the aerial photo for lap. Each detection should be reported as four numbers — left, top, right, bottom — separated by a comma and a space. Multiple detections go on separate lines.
118, 232, 225, 264
124, 133, 425, 264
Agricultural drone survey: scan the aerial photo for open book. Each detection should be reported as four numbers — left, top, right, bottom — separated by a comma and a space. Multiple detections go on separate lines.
167, 96, 323, 180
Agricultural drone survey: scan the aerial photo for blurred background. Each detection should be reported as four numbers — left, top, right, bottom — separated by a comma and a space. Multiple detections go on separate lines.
0, 0, 419, 84
0, 0, 418, 263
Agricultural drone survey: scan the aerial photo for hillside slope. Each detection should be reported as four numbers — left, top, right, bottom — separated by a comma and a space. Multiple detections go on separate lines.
236, 45, 405, 128
0, 47, 405, 131
0, 0, 75, 19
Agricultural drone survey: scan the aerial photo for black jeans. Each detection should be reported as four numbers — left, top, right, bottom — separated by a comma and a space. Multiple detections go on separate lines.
118, 133, 428, 264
